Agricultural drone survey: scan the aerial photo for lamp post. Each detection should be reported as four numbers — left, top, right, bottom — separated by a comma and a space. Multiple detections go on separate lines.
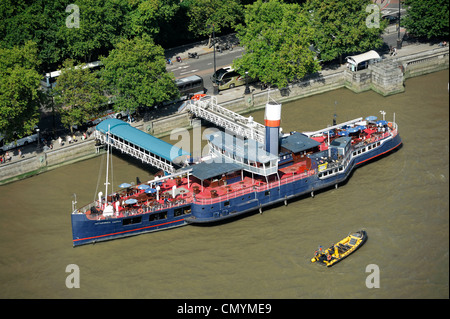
36, 128, 40, 150
209, 24, 218, 95
397, 0, 402, 49
244, 71, 250, 95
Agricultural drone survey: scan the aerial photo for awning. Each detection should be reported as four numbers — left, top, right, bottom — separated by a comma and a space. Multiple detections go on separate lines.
187, 162, 243, 180
280, 132, 321, 153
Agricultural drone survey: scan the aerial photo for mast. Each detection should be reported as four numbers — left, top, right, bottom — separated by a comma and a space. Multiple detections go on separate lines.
104, 125, 111, 207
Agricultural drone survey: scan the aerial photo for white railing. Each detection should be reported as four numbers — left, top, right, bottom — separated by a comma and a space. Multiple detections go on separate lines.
186, 97, 266, 143
94, 130, 175, 173
194, 169, 315, 206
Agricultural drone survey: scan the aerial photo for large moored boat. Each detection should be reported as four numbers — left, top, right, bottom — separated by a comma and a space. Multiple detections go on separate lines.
71, 98, 402, 246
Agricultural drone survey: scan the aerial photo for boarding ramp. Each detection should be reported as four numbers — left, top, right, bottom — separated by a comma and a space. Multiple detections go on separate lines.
94, 119, 190, 174
181, 96, 266, 144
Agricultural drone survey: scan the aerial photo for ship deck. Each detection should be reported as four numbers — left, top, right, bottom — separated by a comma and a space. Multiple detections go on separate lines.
78, 158, 314, 220
76, 119, 397, 221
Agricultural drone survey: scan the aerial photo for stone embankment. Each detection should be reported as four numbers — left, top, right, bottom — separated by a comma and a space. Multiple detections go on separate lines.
1, 45, 448, 185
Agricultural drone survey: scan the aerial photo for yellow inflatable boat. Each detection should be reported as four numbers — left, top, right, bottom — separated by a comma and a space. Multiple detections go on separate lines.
311, 230, 367, 267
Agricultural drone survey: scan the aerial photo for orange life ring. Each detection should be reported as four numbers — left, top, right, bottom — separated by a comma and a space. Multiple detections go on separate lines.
327, 254, 332, 261
191, 94, 206, 101
138, 208, 144, 214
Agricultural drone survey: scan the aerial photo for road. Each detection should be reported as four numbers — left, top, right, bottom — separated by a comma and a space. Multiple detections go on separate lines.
166, 47, 245, 94
166, 1, 408, 92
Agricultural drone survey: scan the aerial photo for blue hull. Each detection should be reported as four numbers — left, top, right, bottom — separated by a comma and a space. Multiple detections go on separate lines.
72, 205, 191, 246
72, 132, 401, 246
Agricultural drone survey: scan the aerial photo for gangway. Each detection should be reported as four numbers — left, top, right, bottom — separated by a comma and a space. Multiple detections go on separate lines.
181, 96, 266, 143
94, 119, 190, 174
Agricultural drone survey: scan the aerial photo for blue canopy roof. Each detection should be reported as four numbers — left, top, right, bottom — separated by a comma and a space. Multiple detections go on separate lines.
280, 132, 321, 153
96, 119, 190, 162
186, 162, 243, 180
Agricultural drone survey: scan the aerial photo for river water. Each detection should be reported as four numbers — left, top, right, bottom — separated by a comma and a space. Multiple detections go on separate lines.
0, 70, 448, 299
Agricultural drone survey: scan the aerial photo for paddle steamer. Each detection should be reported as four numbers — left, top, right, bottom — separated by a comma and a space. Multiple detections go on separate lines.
71, 98, 402, 246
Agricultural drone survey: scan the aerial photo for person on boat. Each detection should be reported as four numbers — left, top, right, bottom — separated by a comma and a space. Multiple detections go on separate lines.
334, 245, 340, 258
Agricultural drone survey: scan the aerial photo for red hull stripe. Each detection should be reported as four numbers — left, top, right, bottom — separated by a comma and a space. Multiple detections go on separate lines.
356, 140, 402, 165
264, 119, 280, 127
73, 218, 185, 242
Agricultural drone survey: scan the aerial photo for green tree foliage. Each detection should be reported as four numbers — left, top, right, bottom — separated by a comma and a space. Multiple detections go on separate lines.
303, 0, 386, 62
403, 0, 449, 39
233, 0, 320, 88
0, 41, 42, 141
52, 59, 108, 133
187, 0, 244, 37
101, 35, 179, 113
124, 0, 180, 40
57, 0, 127, 63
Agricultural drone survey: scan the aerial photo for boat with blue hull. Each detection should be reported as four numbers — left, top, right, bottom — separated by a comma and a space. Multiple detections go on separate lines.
71, 97, 401, 246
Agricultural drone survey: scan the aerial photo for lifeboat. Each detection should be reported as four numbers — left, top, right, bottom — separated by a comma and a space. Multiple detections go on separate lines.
311, 230, 367, 267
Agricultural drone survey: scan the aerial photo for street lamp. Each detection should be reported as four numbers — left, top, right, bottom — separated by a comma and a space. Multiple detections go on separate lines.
208, 24, 218, 95
244, 71, 250, 95
36, 128, 40, 150
397, 0, 402, 49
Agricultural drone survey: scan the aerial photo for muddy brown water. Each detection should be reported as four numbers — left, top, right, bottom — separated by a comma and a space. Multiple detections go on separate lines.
0, 70, 448, 299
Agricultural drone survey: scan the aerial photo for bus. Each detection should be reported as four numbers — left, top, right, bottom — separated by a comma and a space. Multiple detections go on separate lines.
0, 128, 39, 153
175, 75, 205, 99
160, 75, 205, 107
41, 60, 103, 90
210, 67, 245, 91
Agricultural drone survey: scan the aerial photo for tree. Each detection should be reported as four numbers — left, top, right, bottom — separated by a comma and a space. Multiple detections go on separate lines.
0, 41, 42, 141
52, 59, 108, 133
123, 0, 180, 40
101, 35, 179, 113
303, 0, 386, 62
233, 0, 320, 88
187, 0, 243, 38
56, 0, 127, 63
403, 0, 449, 39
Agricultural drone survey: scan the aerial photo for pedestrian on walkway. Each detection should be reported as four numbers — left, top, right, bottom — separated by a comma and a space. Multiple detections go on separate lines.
18, 148, 23, 158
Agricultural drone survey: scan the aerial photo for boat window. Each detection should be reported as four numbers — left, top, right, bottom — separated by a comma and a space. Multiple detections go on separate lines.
224, 201, 230, 207
174, 207, 190, 217
265, 191, 270, 196
149, 211, 167, 221
123, 216, 142, 226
